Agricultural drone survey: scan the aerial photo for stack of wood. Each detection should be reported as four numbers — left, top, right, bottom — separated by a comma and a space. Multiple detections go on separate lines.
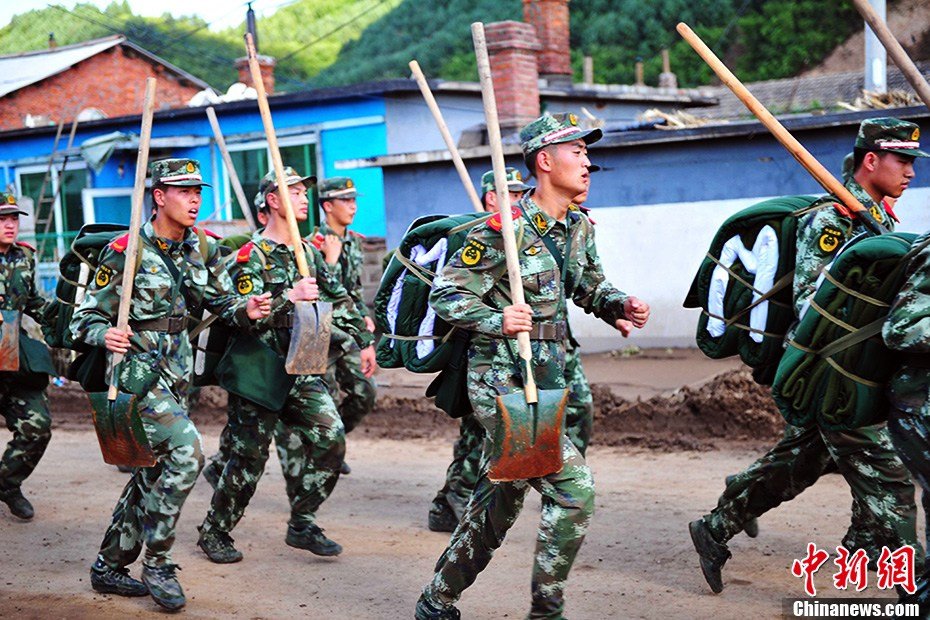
639, 108, 713, 129
837, 89, 920, 111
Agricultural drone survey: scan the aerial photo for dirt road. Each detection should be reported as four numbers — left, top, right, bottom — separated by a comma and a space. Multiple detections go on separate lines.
0, 351, 913, 618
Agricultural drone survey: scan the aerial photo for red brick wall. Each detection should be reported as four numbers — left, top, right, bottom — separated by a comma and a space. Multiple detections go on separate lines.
523, 0, 572, 82
0, 45, 205, 130
235, 56, 276, 95
486, 20, 541, 132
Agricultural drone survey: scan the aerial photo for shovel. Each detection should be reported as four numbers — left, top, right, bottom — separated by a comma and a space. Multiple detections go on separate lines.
245, 34, 332, 374
0, 310, 22, 372
472, 23, 568, 482
89, 77, 157, 468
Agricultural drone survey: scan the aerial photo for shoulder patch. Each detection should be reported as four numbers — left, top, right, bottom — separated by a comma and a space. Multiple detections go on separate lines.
487, 206, 522, 232
348, 230, 366, 239
236, 241, 255, 263
193, 226, 222, 240
109, 233, 130, 253
310, 232, 325, 250
95, 264, 114, 288
831, 202, 853, 219
14, 240, 35, 252
460, 239, 486, 266
818, 226, 843, 254
235, 273, 253, 295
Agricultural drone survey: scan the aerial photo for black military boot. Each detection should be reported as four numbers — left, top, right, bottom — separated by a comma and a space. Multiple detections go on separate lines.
197, 527, 243, 564
0, 487, 34, 520
689, 518, 731, 594
89, 558, 148, 597
285, 523, 342, 556
724, 475, 759, 538
340, 461, 352, 475
428, 495, 459, 533
414, 594, 461, 619
141, 563, 186, 611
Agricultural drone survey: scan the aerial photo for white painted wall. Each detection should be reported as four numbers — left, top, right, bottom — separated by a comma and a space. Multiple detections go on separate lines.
572, 187, 930, 351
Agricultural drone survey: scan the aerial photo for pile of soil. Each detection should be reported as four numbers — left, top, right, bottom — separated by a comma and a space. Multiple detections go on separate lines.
48, 369, 783, 450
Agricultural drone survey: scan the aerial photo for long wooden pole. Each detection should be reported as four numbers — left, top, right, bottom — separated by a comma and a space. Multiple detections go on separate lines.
676, 22, 885, 236
206, 106, 257, 231
245, 33, 309, 276
850, 0, 930, 109
409, 60, 484, 212
471, 22, 537, 404
108, 77, 157, 400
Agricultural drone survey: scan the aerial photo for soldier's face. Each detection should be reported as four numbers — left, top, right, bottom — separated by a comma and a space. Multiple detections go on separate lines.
483, 190, 525, 214
154, 185, 202, 228
0, 214, 19, 248
268, 182, 309, 222
324, 197, 357, 227
545, 140, 591, 196
867, 152, 916, 199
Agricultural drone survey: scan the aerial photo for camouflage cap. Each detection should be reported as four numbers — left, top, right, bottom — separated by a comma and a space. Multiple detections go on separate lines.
480, 167, 532, 195
855, 117, 929, 158
0, 192, 27, 217
255, 166, 317, 211
519, 112, 602, 156
150, 158, 211, 187
318, 177, 359, 200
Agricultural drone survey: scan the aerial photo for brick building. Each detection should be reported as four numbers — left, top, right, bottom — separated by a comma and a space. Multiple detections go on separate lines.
0, 35, 211, 131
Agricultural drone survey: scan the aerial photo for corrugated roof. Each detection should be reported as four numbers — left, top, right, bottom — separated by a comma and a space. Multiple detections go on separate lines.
0, 36, 125, 98
0, 35, 213, 98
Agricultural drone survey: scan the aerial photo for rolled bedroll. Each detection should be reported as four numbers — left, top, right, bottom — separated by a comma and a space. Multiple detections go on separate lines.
772, 231, 919, 430
684, 195, 818, 384
374, 212, 490, 373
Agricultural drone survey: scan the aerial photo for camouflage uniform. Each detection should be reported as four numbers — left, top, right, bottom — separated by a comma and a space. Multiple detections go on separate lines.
885, 231, 930, 611
71, 213, 251, 570
698, 119, 926, 576
201, 230, 372, 537
420, 113, 629, 618
0, 197, 52, 505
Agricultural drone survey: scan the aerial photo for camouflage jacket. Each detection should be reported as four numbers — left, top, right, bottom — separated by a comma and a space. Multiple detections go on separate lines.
0, 242, 48, 323
794, 179, 895, 316
314, 221, 368, 318
229, 231, 373, 357
429, 194, 628, 384
71, 221, 251, 372
883, 231, 930, 413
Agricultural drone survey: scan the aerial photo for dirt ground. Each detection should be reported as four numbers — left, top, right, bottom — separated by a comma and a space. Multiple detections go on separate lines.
0, 350, 913, 618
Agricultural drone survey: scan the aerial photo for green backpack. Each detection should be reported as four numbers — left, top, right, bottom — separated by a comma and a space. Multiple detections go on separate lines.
683, 195, 820, 384
772, 231, 923, 430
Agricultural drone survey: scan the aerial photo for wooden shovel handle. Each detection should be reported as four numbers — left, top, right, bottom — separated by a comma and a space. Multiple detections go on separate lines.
109, 77, 158, 401
409, 60, 484, 213
471, 22, 538, 404
206, 106, 257, 231
676, 22, 884, 236
245, 33, 309, 277
851, 0, 930, 109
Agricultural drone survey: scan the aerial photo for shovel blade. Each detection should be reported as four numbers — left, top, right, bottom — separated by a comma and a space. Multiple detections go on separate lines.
488, 387, 568, 482
286, 301, 333, 376
88, 391, 156, 467
0, 310, 21, 372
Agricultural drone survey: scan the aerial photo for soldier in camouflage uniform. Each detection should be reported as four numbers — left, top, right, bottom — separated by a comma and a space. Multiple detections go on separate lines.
71, 158, 271, 611
689, 118, 927, 594
884, 228, 930, 614
415, 112, 650, 620
274, 176, 377, 477
0, 193, 53, 521
197, 168, 375, 564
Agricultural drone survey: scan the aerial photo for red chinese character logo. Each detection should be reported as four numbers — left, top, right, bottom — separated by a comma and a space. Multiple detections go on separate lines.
791, 543, 830, 597
833, 546, 869, 592
876, 545, 916, 594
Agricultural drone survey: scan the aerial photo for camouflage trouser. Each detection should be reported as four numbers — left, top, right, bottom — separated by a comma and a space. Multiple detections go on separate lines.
704, 421, 922, 568
423, 363, 595, 619
887, 407, 930, 568
0, 378, 51, 494
325, 334, 376, 434
203, 374, 344, 533
97, 384, 204, 569
433, 346, 593, 518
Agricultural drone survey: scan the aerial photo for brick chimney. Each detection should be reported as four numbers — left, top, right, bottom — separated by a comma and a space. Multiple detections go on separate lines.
235, 55, 276, 94
522, 0, 572, 87
485, 21, 541, 134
